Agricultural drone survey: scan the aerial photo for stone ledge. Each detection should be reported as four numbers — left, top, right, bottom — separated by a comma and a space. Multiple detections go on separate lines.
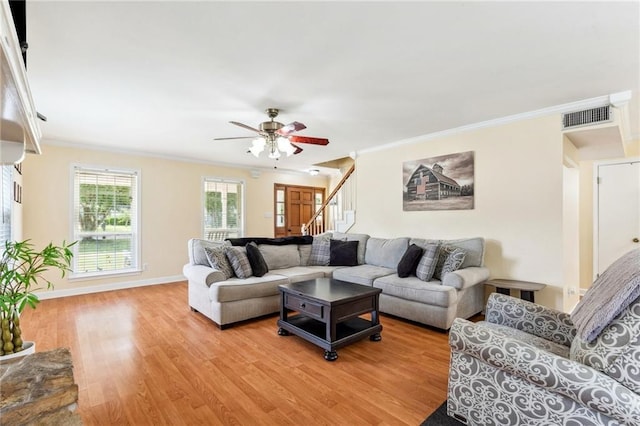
0, 347, 82, 425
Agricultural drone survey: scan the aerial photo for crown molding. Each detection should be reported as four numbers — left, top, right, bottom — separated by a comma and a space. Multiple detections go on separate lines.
40, 138, 325, 178
359, 93, 624, 155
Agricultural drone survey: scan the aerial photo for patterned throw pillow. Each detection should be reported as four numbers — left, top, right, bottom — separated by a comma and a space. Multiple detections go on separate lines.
245, 242, 268, 277
224, 246, 253, 279
204, 246, 234, 279
433, 246, 466, 280
309, 234, 331, 266
416, 244, 440, 281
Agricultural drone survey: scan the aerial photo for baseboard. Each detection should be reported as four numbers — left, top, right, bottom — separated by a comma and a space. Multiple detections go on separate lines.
36, 275, 186, 300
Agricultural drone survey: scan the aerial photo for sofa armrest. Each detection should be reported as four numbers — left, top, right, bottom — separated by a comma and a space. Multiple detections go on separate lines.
182, 264, 226, 287
449, 318, 640, 425
442, 266, 490, 290
485, 293, 576, 347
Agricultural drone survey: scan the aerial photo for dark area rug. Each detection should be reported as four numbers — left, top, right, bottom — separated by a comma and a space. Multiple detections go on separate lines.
420, 402, 465, 425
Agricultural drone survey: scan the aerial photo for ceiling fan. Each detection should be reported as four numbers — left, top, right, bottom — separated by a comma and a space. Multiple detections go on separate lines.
214, 108, 330, 159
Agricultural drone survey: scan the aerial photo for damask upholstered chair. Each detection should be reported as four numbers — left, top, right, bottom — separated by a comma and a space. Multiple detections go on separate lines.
447, 249, 640, 425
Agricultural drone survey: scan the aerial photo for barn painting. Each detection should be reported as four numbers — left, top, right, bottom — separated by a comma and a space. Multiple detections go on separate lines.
403, 151, 474, 211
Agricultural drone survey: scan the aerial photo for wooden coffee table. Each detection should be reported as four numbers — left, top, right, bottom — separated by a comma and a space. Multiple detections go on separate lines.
277, 278, 382, 361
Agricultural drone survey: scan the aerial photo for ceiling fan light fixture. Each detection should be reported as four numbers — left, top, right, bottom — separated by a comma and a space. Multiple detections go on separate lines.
216, 108, 330, 160
277, 136, 296, 156
249, 138, 265, 157
268, 146, 281, 159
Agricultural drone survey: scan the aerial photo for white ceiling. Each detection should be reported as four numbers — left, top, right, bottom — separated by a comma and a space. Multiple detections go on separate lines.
24, 1, 640, 174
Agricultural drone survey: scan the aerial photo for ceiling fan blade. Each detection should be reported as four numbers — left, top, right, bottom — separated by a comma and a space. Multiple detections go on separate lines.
290, 143, 303, 155
229, 121, 262, 134
213, 136, 255, 141
276, 121, 306, 136
288, 135, 330, 145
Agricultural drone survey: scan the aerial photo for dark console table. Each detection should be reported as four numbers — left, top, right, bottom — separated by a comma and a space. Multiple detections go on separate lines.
487, 278, 547, 303
277, 278, 382, 361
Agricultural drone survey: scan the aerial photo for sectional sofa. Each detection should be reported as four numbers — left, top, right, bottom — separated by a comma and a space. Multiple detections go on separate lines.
183, 232, 490, 330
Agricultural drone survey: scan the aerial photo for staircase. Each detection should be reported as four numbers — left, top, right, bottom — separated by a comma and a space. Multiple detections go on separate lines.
303, 163, 356, 236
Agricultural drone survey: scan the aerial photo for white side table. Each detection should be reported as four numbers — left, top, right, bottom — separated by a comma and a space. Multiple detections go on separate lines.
486, 279, 547, 303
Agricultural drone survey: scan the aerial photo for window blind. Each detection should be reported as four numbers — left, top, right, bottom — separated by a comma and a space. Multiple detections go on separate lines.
72, 166, 139, 276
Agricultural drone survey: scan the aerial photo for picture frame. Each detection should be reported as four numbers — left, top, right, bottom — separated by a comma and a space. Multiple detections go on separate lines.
403, 151, 474, 211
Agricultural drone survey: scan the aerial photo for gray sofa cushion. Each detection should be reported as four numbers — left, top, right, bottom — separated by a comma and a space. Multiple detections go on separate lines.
189, 238, 229, 266
258, 244, 301, 270
364, 237, 410, 269
410, 238, 441, 249
333, 264, 395, 286
299, 244, 312, 266
332, 232, 370, 265
373, 275, 457, 308
271, 266, 327, 283
443, 237, 485, 268
209, 274, 289, 303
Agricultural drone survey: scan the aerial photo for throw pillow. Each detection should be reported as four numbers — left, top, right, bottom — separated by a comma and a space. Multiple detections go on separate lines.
329, 239, 359, 266
309, 234, 331, 266
397, 244, 424, 278
434, 246, 466, 280
224, 246, 253, 279
416, 244, 440, 281
204, 246, 234, 279
245, 242, 268, 277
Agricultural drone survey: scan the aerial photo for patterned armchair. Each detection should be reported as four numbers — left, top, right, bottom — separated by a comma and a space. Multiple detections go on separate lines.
447, 291, 640, 425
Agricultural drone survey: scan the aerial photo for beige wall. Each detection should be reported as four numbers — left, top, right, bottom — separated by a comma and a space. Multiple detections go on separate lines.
578, 160, 596, 290
562, 136, 581, 311
352, 115, 567, 309
22, 144, 328, 294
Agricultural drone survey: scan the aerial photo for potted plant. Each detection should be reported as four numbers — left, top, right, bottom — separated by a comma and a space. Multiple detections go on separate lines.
0, 239, 74, 358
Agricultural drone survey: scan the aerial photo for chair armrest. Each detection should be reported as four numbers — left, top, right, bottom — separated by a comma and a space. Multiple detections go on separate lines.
449, 318, 640, 425
182, 264, 226, 287
485, 293, 576, 347
442, 266, 490, 290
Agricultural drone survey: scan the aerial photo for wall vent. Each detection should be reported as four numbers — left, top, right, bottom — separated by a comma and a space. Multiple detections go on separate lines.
562, 105, 612, 130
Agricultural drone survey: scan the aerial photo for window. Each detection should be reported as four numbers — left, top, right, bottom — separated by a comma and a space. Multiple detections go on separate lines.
72, 166, 139, 277
203, 178, 244, 240
275, 187, 285, 227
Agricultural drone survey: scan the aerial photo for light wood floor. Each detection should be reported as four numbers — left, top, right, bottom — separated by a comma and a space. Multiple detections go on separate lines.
21, 282, 457, 425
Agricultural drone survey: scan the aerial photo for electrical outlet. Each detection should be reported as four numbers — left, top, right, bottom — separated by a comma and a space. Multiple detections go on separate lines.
143, 263, 148, 271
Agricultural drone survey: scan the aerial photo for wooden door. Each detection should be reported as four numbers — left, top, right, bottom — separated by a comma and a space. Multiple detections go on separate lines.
286, 186, 315, 236
274, 184, 324, 237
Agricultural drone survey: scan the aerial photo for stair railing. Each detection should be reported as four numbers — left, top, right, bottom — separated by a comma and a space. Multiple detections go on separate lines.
302, 164, 355, 236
